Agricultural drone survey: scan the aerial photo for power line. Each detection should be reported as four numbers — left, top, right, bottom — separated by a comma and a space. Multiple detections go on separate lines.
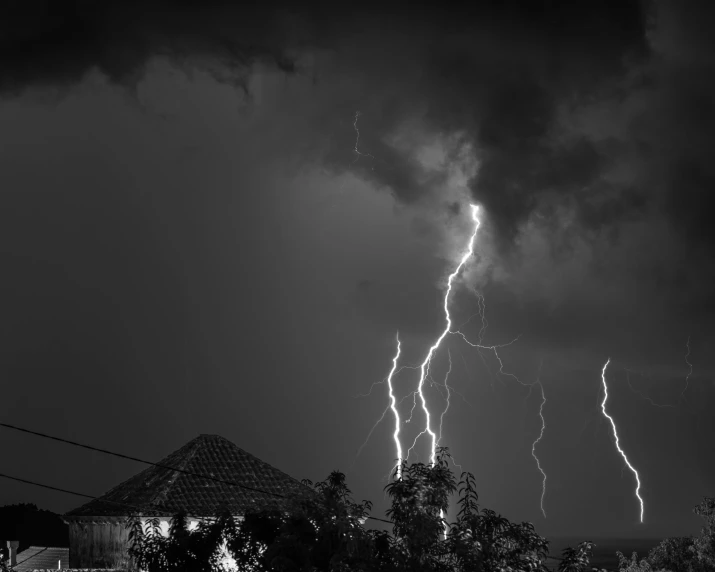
0, 471, 179, 517
0, 422, 286, 498
0, 421, 570, 547
0, 470, 565, 564
0, 421, 394, 526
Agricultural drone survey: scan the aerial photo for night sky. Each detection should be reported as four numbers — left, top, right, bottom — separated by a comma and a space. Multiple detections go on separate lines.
1, 0, 714, 542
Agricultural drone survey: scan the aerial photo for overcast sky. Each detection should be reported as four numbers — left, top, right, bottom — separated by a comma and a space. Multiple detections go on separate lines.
1, 0, 714, 541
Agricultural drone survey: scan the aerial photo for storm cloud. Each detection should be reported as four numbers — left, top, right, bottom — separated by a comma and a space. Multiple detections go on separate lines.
1, 0, 714, 539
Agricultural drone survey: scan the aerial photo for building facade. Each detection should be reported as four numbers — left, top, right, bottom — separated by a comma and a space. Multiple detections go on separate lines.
63, 434, 311, 569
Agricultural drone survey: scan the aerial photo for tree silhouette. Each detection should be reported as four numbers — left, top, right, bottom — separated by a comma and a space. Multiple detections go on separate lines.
126, 446, 590, 571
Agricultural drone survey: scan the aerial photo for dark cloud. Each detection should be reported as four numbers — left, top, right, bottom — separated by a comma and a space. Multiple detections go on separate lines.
319, 1, 650, 245
0, 1, 666, 259
2, 0, 715, 538
0, 0, 298, 95
3, 0, 712, 333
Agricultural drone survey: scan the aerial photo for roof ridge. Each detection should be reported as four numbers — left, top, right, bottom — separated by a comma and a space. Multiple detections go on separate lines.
65, 434, 313, 518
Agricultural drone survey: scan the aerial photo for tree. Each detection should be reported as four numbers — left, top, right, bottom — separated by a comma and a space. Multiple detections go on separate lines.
616, 496, 715, 572
643, 536, 699, 572
128, 446, 560, 571
0, 503, 68, 558
128, 510, 238, 572
616, 550, 653, 572
228, 471, 376, 571
384, 448, 456, 572
448, 471, 550, 571
692, 496, 715, 570
557, 541, 604, 572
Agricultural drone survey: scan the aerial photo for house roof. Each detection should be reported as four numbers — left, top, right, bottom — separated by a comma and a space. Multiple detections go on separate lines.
12, 546, 68, 571
65, 434, 313, 518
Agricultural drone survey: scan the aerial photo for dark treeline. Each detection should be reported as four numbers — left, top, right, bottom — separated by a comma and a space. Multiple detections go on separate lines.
0, 503, 69, 559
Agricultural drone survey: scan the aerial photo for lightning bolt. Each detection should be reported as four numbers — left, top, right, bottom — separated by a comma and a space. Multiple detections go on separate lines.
680, 336, 693, 403
456, 295, 503, 391
600, 359, 645, 523
352, 111, 374, 166
451, 291, 522, 389
351, 404, 391, 473
454, 299, 551, 517
353, 363, 420, 399
386, 334, 404, 478
405, 204, 482, 466
624, 369, 675, 409
532, 380, 547, 518
476, 293, 488, 344
352, 334, 405, 477
436, 349, 454, 446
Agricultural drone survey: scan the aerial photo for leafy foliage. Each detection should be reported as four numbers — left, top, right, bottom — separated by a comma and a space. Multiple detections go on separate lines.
448, 471, 550, 572
126, 447, 566, 571
643, 536, 699, 572
692, 497, 715, 570
127, 510, 238, 572
227, 470, 376, 572
616, 496, 715, 572
616, 551, 654, 572
557, 541, 601, 572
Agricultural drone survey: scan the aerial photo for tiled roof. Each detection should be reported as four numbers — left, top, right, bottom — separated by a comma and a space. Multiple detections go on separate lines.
12, 546, 68, 571
65, 434, 313, 518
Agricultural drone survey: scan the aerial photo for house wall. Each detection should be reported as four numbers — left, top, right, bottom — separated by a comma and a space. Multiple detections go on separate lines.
68, 520, 131, 570
68, 516, 243, 570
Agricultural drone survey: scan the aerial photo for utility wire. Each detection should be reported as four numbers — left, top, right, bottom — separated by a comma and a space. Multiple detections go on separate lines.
0, 471, 185, 517
1, 422, 287, 498
0, 421, 394, 526
0, 466, 564, 561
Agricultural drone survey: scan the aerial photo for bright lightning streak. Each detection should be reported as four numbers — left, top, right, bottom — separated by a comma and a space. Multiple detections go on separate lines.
386, 334, 404, 478
406, 204, 482, 466
600, 359, 644, 523
680, 336, 693, 403
532, 379, 547, 518
353, 364, 420, 399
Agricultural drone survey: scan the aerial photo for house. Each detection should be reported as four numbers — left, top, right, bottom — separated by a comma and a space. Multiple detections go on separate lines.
63, 434, 312, 569
8, 544, 68, 571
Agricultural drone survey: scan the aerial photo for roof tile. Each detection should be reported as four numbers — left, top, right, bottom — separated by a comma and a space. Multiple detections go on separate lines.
13, 546, 68, 571
65, 434, 312, 518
